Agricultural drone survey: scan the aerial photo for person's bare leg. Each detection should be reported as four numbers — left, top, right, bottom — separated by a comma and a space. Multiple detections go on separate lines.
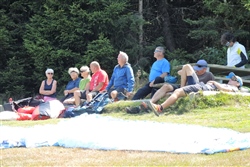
161, 88, 186, 109
86, 93, 92, 103
151, 84, 174, 103
110, 90, 118, 100
74, 91, 81, 106
180, 64, 196, 87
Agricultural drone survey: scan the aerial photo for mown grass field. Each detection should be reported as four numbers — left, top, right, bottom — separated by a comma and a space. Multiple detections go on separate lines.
1, 94, 250, 166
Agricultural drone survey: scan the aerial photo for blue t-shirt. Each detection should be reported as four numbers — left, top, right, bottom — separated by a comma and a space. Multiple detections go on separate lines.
149, 58, 170, 82
65, 77, 81, 90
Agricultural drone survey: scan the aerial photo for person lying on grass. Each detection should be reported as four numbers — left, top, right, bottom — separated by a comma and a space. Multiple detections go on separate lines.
143, 72, 243, 116
149, 60, 214, 105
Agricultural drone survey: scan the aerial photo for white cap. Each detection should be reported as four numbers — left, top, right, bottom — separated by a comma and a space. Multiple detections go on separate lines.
68, 67, 79, 75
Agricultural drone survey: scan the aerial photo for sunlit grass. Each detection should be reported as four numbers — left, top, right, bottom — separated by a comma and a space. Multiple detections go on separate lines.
1, 93, 250, 166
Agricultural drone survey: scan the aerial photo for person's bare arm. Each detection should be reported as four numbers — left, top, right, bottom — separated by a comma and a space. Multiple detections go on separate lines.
39, 80, 57, 95
92, 82, 104, 91
39, 81, 45, 94
159, 72, 168, 78
207, 81, 235, 92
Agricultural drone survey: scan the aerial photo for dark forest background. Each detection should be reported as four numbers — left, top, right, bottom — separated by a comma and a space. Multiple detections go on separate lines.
0, 0, 250, 100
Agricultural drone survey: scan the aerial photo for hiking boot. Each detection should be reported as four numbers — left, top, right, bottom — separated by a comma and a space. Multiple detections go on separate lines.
146, 101, 163, 117
117, 92, 127, 101
126, 106, 140, 114
140, 101, 151, 113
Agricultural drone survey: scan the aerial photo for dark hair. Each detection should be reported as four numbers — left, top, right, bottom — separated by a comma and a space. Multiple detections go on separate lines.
221, 32, 236, 45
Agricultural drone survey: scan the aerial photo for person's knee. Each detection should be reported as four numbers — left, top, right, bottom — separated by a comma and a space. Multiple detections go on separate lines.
173, 88, 184, 97
111, 90, 118, 98
182, 64, 192, 70
74, 91, 80, 96
161, 84, 174, 92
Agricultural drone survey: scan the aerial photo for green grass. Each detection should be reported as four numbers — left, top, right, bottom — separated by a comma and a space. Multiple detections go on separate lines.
1, 93, 250, 166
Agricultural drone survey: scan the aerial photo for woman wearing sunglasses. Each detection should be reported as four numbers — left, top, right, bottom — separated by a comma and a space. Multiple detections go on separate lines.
39, 68, 57, 102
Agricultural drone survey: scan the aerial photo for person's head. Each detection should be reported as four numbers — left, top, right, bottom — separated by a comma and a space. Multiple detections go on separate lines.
45, 68, 54, 78
117, 51, 128, 66
68, 67, 79, 80
220, 32, 236, 47
193, 59, 208, 75
90, 61, 101, 73
80, 66, 90, 78
154, 46, 165, 59
226, 72, 243, 88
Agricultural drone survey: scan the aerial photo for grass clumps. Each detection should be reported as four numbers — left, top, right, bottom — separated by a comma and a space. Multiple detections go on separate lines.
125, 92, 250, 115
101, 91, 250, 116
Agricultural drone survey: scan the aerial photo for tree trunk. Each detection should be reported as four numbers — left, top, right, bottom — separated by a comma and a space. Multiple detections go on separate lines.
138, 0, 143, 58
159, 0, 175, 52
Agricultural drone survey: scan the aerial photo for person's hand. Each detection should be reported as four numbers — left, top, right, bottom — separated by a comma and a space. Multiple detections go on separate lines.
207, 80, 215, 85
126, 92, 132, 97
101, 89, 107, 93
64, 90, 69, 96
149, 80, 154, 87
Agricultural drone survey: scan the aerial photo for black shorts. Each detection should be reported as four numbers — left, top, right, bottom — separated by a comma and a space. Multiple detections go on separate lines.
80, 90, 99, 99
170, 84, 180, 91
108, 87, 126, 97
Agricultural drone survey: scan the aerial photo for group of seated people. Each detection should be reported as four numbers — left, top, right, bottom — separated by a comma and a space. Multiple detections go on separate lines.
39, 51, 135, 108
39, 44, 246, 116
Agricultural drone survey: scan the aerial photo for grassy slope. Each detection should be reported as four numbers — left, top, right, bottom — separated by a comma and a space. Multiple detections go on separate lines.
1, 93, 250, 166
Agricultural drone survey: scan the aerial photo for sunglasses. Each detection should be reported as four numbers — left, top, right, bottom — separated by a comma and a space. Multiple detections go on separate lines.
154, 50, 162, 53
231, 76, 238, 82
80, 70, 87, 73
47, 73, 53, 75
196, 65, 207, 68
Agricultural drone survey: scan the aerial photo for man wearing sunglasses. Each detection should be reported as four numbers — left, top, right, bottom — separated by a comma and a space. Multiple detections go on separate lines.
146, 72, 243, 116
132, 46, 170, 100
220, 32, 248, 68
144, 59, 214, 106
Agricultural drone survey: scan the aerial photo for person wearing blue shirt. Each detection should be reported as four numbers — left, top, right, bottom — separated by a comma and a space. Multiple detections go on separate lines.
105, 51, 135, 101
132, 46, 170, 100
61, 67, 81, 103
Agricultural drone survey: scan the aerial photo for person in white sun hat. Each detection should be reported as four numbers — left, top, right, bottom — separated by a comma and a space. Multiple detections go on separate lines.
61, 67, 81, 103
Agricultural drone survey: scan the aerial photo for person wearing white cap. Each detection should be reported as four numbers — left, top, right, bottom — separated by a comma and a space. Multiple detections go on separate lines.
144, 59, 214, 106
39, 68, 57, 102
61, 67, 81, 103
145, 72, 243, 116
